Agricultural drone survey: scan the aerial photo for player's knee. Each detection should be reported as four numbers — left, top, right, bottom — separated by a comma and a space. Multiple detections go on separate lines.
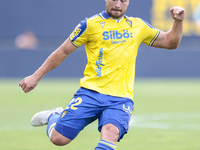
101, 124, 120, 144
50, 135, 71, 146
50, 130, 72, 146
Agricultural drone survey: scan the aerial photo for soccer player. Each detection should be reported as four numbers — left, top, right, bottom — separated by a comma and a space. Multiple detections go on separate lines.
19, 0, 185, 149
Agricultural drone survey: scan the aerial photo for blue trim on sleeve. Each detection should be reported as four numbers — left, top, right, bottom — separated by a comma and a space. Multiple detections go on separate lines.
142, 19, 154, 29
149, 30, 160, 46
71, 18, 87, 43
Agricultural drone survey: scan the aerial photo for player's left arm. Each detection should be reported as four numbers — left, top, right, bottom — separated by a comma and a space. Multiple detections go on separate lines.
152, 6, 186, 49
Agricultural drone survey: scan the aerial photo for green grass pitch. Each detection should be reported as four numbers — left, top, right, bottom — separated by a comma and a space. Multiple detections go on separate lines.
0, 78, 200, 150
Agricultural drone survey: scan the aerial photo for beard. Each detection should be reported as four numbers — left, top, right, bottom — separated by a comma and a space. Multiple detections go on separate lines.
106, 9, 124, 19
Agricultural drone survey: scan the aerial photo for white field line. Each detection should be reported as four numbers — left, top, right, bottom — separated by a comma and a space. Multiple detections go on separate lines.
1, 112, 200, 130
130, 112, 200, 129
0, 124, 43, 131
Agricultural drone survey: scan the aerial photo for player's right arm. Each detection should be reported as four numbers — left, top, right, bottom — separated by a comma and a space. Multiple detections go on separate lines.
19, 38, 77, 93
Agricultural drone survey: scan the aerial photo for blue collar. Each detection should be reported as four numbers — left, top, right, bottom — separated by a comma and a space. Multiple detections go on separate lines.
99, 11, 110, 19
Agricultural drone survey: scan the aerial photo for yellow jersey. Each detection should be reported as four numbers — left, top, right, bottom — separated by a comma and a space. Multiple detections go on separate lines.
70, 11, 160, 100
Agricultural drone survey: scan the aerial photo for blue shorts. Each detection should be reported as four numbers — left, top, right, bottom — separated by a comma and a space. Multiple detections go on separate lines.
55, 87, 134, 142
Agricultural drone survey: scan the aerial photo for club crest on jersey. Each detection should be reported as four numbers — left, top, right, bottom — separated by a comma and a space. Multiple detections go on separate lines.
126, 20, 132, 27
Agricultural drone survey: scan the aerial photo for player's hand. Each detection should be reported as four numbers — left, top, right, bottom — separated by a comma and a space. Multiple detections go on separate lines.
19, 75, 39, 93
170, 6, 186, 22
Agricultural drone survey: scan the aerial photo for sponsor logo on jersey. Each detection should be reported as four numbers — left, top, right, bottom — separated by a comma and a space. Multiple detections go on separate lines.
70, 27, 81, 40
103, 30, 133, 40
95, 48, 104, 77
102, 30, 133, 44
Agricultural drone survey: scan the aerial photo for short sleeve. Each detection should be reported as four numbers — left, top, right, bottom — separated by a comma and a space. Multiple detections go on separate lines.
141, 19, 160, 46
69, 18, 88, 47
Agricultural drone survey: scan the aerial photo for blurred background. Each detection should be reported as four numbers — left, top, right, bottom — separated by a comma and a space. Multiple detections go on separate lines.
0, 0, 199, 78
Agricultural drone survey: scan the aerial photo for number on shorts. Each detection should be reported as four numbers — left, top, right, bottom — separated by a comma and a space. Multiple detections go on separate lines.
67, 97, 82, 110
71, 97, 82, 110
